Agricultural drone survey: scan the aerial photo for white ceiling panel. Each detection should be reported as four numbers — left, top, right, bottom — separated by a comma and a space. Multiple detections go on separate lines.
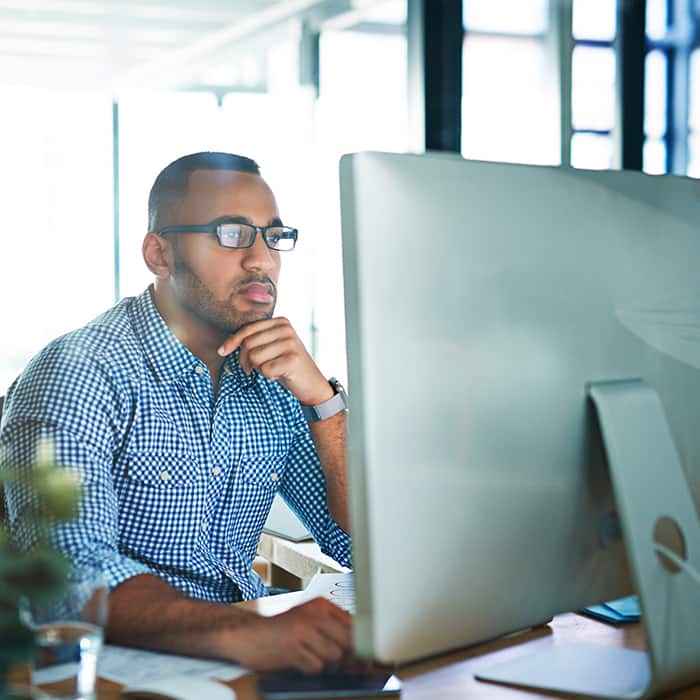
0, 0, 351, 91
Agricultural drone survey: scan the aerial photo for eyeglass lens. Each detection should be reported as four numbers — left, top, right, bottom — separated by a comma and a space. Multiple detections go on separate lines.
218, 223, 296, 251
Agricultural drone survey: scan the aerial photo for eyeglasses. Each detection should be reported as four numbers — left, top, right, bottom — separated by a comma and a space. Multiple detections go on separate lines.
157, 221, 298, 252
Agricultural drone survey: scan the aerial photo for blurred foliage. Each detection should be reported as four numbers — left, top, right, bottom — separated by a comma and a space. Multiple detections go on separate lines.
0, 437, 81, 696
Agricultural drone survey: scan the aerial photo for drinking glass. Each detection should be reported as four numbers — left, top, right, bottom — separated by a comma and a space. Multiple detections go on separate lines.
21, 566, 108, 700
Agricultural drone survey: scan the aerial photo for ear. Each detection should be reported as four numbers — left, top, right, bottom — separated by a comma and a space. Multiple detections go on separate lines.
142, 231, 173, 278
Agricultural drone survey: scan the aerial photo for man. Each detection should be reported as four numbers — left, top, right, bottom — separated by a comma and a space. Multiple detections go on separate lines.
0, 151, 353, 672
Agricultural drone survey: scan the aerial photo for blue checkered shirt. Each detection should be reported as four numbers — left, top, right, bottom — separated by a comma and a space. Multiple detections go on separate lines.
0, 287, 351, 602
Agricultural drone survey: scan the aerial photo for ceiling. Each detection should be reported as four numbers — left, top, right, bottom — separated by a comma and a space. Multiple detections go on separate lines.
0, 0, 391, 93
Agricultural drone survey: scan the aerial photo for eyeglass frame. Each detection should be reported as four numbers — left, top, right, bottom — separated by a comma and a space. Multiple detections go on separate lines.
156, 219, 298, 252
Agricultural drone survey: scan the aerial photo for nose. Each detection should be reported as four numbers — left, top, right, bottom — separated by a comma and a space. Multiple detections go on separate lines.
241, 229, 276, 273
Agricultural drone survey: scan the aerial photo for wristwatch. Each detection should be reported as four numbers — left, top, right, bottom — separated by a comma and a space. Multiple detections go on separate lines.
301, 377, 348, 422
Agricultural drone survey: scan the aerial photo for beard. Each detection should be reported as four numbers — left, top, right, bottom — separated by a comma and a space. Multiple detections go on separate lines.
171, 250, 276, 335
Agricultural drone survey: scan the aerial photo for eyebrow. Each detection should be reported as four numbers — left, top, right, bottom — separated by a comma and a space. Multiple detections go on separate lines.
207, 215, 284, 227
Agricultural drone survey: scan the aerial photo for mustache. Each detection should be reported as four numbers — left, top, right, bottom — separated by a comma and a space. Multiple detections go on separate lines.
234, 274, 277, 295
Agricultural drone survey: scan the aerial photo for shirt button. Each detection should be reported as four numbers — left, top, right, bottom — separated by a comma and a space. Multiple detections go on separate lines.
201, 520, 208, 532
160, 471, 171, 482
225, 568, 235, 578
270, 472, 279, 482
212, 466, 221, 476
194, 365, 205, 374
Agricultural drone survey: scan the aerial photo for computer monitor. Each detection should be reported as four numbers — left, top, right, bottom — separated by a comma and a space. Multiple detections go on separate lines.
339, 151, 700, 698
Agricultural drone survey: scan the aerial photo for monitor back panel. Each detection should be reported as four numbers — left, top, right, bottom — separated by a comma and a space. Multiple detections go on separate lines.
339, 152, 700, 664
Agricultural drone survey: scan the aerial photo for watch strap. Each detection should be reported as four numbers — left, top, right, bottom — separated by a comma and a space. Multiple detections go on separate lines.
301, 378, 348, 422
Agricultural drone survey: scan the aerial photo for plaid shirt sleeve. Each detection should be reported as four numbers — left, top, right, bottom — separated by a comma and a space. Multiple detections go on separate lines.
0, 335, 151, 590
278, 402, 352, 568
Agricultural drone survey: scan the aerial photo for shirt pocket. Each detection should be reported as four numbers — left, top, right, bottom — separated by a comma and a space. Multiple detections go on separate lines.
229, 453, 287, 551
118, 450, 205, 562
236, 453, 287, 491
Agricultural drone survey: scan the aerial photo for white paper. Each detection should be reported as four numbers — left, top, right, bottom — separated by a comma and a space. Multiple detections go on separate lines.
302, 572, 355, 613
97, 644, 248, 685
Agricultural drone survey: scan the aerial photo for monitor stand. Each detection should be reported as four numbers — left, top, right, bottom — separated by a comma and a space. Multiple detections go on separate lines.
476, 379, 700, 699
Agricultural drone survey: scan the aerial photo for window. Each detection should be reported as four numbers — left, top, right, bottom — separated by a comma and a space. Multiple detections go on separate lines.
643, 48, 668, 174
314, 5, 408, 381
0, 87, 113, 393
689, 49, 700, 177
461, 0, 558, 166
570, 0, 616, 170
642, 0, 699, 176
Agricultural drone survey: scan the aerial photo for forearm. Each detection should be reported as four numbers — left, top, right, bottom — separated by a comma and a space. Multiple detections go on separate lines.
107, 574, 258, 662
308, 412, 350, 533
107, 574, 355, 674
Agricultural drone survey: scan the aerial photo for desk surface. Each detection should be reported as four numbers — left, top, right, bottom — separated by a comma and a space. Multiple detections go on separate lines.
25, 592, 700, 700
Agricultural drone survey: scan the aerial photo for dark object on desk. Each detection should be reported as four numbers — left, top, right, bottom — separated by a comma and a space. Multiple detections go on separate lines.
256, 670, 401, 698
582, 595, 640, 623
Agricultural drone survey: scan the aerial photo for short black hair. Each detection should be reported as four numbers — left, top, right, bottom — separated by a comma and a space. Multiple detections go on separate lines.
148, 151, 260, 231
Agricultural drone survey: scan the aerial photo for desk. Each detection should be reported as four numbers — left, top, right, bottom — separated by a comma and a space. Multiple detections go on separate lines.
256, 533, 349, 589
23, 593, 700, 699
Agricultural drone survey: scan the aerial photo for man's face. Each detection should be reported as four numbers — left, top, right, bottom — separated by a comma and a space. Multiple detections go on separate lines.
166, 169, 282, 335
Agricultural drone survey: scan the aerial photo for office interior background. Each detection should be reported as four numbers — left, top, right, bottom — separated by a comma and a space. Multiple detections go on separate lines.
0, 0, 698, 395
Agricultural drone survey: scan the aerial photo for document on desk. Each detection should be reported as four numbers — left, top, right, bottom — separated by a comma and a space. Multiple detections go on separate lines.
98, 644, 248, 685
302, 571, 355, 614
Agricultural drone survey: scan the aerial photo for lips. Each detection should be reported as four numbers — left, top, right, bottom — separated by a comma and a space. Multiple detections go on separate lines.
239, 282, 274, 304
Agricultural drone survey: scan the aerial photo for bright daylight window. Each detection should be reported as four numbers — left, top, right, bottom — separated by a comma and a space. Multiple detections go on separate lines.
314, 0, 408, 383
689, 48, 700, 177
461, 0, 558, 166
0, 88, 113, 394
2, 0, 695, 396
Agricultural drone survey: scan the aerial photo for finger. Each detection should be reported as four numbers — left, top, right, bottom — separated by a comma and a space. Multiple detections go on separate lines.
300, 630, 345, 667
307, 600, 353, 650
245, 336, 297, 369
217, 318, 288, 356
239, 325, 296, 355
293, 646, 325, 675
251, 351, 302, 382
317, 617, 353, 652
339, 653, 375, 675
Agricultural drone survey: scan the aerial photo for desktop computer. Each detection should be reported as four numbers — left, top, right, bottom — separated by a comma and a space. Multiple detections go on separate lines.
339, 151, 700, 698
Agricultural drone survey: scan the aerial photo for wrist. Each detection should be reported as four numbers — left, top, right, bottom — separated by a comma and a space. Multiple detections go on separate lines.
300, 381, 335, 407
301, 378, 348, 422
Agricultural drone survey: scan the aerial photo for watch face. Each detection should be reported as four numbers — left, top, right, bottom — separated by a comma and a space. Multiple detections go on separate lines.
329, 378, 348, 407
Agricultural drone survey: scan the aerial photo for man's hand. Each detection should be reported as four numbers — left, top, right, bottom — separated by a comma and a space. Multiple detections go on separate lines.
109, 576, 355, 674
232, 598, 353, 673
217, 318, 333, 407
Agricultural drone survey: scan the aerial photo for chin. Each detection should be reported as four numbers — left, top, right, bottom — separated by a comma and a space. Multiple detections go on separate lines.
225, 309, 274, 332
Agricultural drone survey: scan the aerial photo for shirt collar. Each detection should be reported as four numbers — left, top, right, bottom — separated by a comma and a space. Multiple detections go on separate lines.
130, 287, 259, 389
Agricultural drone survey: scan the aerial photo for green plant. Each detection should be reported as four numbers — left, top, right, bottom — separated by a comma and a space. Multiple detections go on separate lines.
0, 437, 82, 697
